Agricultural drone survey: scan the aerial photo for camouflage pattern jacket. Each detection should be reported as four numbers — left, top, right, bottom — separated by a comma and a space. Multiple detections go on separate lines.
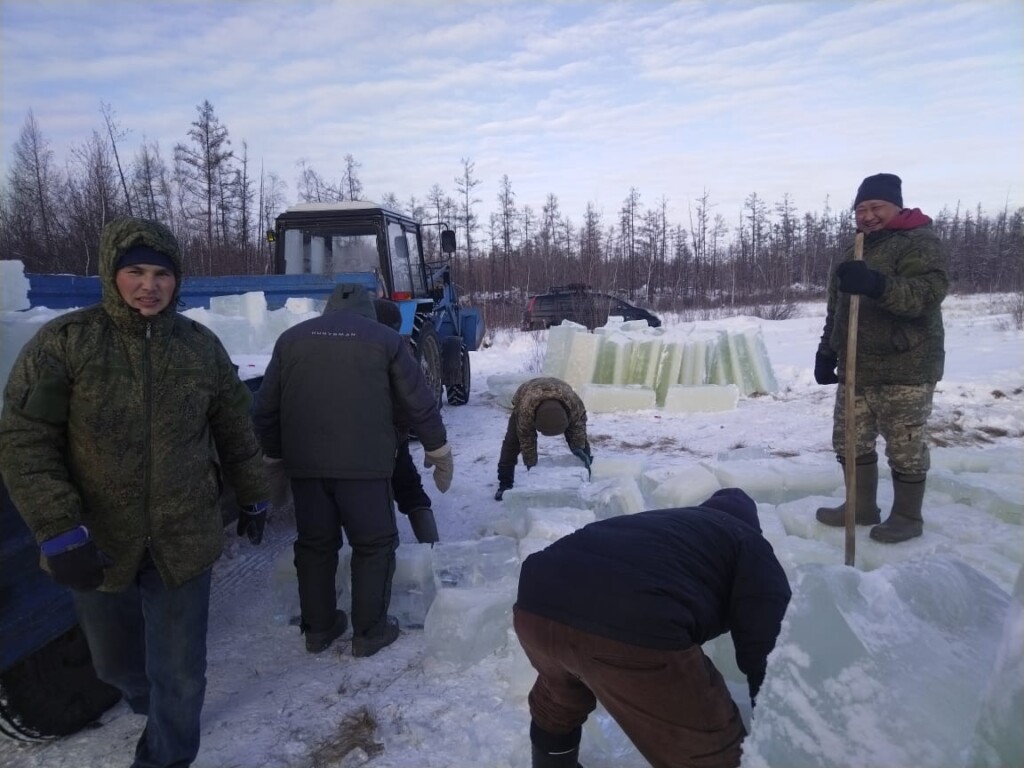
497, 377, 588, 487
0, 218, 268, 591
819, 211, 947, 386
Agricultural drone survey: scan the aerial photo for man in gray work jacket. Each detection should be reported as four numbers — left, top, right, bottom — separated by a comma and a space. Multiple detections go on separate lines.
253, 284, 452, 657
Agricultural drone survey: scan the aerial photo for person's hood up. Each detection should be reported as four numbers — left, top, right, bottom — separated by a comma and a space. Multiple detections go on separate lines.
885, 208, 932, 231
701, 487, 761, 532
324, 283, 377, 320
99, 217, 182, 319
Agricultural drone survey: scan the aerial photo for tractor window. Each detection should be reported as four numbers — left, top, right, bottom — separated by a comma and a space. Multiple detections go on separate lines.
280, 227, 380, 276
331, 234, 379, 273
388, 222, 426, 298
405, 230, 426, 296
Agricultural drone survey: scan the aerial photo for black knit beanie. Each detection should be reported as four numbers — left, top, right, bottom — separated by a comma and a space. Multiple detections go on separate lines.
116, 245, 176, 274
534, 399, 569, 436
853, 173, 903, 209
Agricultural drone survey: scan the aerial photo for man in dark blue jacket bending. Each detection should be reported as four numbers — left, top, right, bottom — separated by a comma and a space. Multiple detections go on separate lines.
514, 488, 791, 768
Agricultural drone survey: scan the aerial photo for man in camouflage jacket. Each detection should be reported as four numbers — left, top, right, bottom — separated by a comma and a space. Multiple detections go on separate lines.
813, 173, 948, 543
0, 217, 268, 768
495, 377, 591, 500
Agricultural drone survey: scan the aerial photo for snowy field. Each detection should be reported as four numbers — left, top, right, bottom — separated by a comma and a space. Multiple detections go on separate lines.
1, 292, 1022, 768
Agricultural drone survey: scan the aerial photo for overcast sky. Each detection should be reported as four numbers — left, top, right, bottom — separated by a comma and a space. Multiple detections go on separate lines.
1, 0, 1021, 227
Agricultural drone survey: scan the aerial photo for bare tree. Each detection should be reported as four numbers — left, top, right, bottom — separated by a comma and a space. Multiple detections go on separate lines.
65, 130, 124, 273
259, 168, 287, 272
496, 174, 516, 290
519, 203, 535, 291
174, 100, 234, 269
233, 141, 256, 270
6, 110, 63, 271
710, 213, 728, 301
539, 193, 563, 291
619, 187, 641, 297
100, 101, 133, 215
131, 139, 173, 224
294, 159, 343, 203
455, 158, 482, 292
688, 189, 714, 301
343, 154, 363, 201
580, 202, 603, 289
740, 191, 769, 300
773, 192, 797, 288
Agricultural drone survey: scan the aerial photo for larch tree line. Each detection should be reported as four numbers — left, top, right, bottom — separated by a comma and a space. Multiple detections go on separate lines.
2, 102, 1021, 328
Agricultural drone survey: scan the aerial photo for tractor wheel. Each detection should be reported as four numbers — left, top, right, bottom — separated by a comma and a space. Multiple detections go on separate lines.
0, 625, 120, 741
412, 320, 443, 409
446, 344, 471, 406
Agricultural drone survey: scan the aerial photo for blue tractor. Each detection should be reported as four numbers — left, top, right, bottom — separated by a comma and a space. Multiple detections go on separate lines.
267, 201, 484, 405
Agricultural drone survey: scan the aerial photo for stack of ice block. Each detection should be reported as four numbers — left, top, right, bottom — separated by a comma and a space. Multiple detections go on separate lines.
182, 293, 320, 356
541, 319, 778, 413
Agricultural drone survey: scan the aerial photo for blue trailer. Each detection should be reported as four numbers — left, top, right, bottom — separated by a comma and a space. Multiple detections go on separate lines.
0, 202, 483, 739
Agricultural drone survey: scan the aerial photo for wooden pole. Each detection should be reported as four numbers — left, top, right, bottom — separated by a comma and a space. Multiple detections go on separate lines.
843, 232, 865, 567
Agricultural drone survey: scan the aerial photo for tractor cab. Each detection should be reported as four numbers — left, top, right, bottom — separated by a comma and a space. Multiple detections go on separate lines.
270, 202, 480, 407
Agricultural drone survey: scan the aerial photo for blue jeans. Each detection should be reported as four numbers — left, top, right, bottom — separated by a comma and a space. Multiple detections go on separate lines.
73, 554, 212, 768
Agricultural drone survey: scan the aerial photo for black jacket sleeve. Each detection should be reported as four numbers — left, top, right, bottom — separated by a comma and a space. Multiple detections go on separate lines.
388, 339, 446, 452
497, 413, 520, 488
729, 538, 792, 703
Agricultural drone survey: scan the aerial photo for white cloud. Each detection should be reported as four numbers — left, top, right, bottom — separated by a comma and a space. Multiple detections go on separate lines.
1, 0, 1020, 224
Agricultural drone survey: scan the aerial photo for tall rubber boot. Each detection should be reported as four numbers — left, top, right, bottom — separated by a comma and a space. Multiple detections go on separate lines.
408, 507, 439, 544
350, 535, 398, 636
870, 473, 925, 543
816, 454, 881, 527
531, 722, 583, 768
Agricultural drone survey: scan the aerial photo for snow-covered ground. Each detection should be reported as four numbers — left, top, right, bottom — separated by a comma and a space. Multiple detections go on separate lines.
2, 293, 1022, 768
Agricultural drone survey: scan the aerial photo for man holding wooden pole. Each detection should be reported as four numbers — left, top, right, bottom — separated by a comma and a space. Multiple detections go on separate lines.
814, 173, 949, 544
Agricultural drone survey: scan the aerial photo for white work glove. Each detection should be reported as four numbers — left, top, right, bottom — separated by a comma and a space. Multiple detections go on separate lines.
263, 456, 293, 508
423, 443, 454, 493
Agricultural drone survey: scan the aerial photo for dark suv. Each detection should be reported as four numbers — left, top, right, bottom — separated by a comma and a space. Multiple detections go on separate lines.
522, 284, 661, 330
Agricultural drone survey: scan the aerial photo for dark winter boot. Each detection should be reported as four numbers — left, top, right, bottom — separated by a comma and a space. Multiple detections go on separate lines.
816, 454, 882, 527
870, 473, 925, 543
352, 616, 400, 658
408, 507, 439, 544
531, 722, 583, 768
304, 609, 348, 654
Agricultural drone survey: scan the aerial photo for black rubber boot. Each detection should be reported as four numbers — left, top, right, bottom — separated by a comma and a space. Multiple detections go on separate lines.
408, 507, 439, 544
304, 609, 348, 654
531, 722, 583, 768
816, 454, 882, 527
352, 616, 400, 658
870, 473, 925, 543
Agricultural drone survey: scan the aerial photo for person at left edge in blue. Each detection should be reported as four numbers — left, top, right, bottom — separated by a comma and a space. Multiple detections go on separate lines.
0, 217, 270, 768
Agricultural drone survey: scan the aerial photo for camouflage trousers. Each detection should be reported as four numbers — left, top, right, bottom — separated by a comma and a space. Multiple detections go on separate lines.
831, 383, 935, 476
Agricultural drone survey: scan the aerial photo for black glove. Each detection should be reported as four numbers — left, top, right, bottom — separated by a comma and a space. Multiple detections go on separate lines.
814, 352, 839, 385
836, 261, 885, 299
41, 526, 108, 591
570, 447, 593, 479
494, 486, 511, 501
237, 502, 268, 545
